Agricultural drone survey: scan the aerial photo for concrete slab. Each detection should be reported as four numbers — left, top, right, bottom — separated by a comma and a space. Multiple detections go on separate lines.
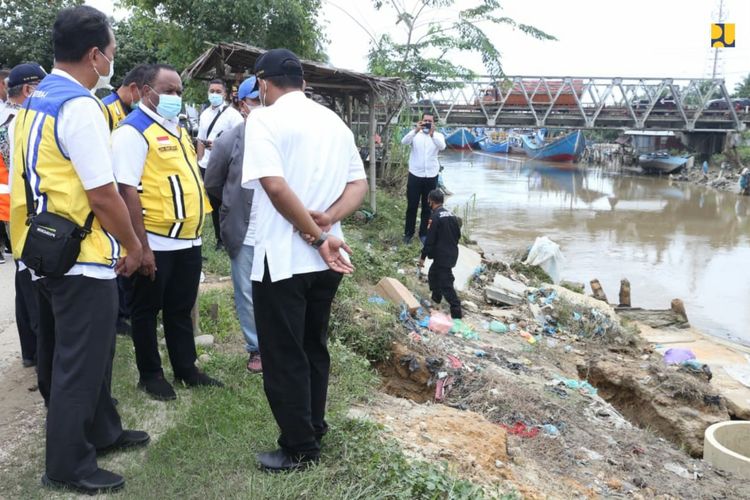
423, 244, 482, 292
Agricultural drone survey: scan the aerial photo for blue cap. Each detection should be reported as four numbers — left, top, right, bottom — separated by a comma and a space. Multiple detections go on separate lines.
8, 62, 46, 87
238, 76, 259, 100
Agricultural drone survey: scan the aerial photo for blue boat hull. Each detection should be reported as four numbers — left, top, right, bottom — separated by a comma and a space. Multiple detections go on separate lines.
521, 130, 586, 162
445, 128, 477, 150
478, 139, 509, 154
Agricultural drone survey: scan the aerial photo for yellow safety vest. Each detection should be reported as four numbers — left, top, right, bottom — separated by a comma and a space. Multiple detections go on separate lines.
9, 74, 121, 267
119, 108, 210, 239
102, 91, 128, 130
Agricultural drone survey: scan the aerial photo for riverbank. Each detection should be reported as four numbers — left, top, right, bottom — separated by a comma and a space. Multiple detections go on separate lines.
1, 188, 749, 498
0, 210, 492, 499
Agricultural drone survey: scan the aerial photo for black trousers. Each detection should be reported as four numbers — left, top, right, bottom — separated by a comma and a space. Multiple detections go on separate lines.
0, 221, 10, 252
428, 264, 462, 319
15, 266, 38, 362
404, 173, 438, 239
116, 275, 133, 328
36, 276, 122, 481
131, 246, 201, 380
253, 263, 343, 457
200, 167, 222, 244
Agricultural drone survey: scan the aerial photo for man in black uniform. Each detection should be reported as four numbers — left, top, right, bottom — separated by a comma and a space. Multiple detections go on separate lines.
419, 189, 462, 319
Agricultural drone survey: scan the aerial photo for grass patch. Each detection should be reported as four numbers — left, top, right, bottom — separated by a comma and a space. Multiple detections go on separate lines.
509, 261, 552, 286
0, 335, 492, 499
198, 286, 242, 345
201, 224, 231, 277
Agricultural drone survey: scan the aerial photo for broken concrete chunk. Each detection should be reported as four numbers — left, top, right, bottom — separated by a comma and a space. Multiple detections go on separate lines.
485, 287, 523, 306
375, 277, 420, 314
485, 274, 527, 306
493, 274, 528, 295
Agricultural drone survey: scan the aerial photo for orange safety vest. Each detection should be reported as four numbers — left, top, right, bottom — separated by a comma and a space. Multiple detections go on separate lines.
0, 154, 9, 222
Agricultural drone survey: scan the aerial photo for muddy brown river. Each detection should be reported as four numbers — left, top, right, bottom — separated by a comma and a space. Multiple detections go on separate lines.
441, 150, 750, 345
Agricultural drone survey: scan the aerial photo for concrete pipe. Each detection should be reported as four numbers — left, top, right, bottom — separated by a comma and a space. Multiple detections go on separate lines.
703, 421, 750, 479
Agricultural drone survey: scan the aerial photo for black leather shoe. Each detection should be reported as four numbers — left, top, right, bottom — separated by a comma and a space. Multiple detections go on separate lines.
22, 358, 36, 368
256, 449, 319, 472
175, 371, 224, 388
138, 376, 177, 401
97, 430, 151, 455
42, 468, 125, 495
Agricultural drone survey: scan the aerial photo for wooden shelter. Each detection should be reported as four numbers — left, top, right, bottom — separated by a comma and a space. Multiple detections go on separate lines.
182, 42, 408, 212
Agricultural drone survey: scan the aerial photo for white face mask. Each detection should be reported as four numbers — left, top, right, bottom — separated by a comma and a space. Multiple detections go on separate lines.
93, 50, 114, 90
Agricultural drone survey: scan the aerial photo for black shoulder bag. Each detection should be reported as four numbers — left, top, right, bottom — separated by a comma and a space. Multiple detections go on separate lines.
19, 98, 95, 278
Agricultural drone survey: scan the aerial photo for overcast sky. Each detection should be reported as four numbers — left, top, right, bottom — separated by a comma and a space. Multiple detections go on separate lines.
87, 0, 749, 91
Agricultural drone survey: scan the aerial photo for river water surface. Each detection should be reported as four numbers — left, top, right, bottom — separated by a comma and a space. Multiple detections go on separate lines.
441, 150, 750, 345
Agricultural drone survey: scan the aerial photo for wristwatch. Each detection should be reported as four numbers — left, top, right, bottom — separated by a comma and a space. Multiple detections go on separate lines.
311, 232, 329, 249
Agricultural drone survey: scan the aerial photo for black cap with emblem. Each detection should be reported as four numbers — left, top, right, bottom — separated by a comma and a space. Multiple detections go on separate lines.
253, 49, 303, 80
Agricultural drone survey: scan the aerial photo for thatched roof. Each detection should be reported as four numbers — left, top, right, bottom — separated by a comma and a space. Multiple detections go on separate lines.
182, 42, 407, 101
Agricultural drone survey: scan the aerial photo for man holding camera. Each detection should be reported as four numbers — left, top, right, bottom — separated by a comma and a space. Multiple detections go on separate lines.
401, 112, 446, 244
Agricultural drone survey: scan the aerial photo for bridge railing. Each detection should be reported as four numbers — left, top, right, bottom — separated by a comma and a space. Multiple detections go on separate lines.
412, 76, 747, 131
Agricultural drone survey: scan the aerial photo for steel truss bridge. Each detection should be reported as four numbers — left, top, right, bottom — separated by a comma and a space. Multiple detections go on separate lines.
410, 76, 749, 132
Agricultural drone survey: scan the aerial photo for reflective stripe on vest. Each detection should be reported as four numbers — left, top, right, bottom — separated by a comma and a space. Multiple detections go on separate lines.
8, 74, 120, 265
119, 108, 211, 239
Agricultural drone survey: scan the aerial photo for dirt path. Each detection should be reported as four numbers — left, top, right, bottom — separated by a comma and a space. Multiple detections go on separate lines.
0, 261, 46, 482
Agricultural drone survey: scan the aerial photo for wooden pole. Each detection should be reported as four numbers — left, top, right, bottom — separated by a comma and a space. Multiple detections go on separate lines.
368, 91, 377, 213
345, 95, 352, 127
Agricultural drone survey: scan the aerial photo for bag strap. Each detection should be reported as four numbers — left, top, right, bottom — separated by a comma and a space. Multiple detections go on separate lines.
19, 95, 95, 231
205, 104, 228, 139
20, 98, 35, 223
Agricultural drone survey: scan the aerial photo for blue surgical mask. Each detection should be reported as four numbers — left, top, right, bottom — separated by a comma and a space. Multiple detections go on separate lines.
208, 93, 224, 107
157, 94, 182, 120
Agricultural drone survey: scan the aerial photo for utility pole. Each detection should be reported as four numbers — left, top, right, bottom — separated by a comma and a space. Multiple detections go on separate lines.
706, 0, 727, 79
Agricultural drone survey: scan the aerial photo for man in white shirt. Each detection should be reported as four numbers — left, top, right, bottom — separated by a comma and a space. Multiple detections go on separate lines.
8, 6, 148, 494
400, 112, 446, 244
242, 49, 367, 472
204, 76, 263, 373
113, 64, 223, 401
197, 79, 243, 250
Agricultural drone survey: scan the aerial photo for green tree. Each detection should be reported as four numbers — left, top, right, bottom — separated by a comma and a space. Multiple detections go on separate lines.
734, 73, 750, 98
366, 0, 555, 95
0, 0, 83, 71
119, 0, 327, 66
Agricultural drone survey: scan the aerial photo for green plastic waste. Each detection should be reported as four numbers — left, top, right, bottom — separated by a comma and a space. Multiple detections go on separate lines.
489, 320, 508, 334
451, 319, 479, 340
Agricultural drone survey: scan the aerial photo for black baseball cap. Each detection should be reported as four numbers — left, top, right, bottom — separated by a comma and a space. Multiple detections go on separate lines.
8, 63, 46, 87
253, 49, 303, 79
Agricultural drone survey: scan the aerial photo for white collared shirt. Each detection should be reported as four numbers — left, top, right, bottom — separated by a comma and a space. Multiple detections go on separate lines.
401, 128, 446, 178
197, 103, 243, 169
112, 103, 201, 251
21, 69, 117, 280
241, 91, 366, 283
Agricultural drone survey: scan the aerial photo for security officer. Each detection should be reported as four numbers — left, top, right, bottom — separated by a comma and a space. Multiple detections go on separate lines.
102, 63, 150, 131
9, 6, 148, 494
419, 189, 463, 319
113, 63, 223, 401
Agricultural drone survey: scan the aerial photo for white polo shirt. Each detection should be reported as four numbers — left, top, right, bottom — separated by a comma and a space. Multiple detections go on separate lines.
401, 128, 446, 178
112, 103, 202, 251
197, 103, 243, 169
16, 69, 118, 280
241, 91, 366, 283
